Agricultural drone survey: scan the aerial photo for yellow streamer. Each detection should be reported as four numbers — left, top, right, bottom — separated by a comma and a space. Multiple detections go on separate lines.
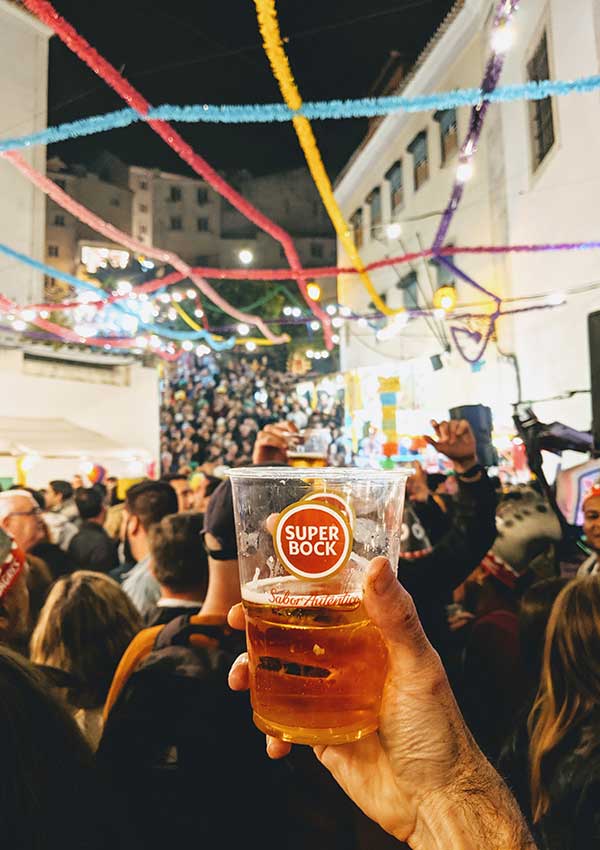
253, 0, 401, 317
173, 302, 276, 347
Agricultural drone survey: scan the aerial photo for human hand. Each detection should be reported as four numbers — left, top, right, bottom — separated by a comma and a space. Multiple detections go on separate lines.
228, 558, 533, 849
424, 419, 478, 474
406, 462, 430, 503
251, 421, 298, 465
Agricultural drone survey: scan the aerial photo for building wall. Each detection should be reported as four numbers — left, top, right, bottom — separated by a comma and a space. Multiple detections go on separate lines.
0, 346, 160, 485
0, 1, 50, 304
335, 0, 600, 433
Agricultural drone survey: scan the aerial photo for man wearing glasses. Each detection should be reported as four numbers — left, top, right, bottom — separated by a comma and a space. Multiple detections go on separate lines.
0, 491, 46, 554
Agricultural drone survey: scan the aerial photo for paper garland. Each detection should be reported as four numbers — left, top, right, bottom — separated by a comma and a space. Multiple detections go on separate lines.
19, 0, 333, 349
253, 0, 398, 317
2, 76, 600, 154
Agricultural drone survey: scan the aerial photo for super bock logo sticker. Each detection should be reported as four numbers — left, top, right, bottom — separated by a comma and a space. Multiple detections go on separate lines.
274, 500, 353, 580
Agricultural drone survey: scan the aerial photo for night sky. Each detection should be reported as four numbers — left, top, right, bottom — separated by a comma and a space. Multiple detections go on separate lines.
47, 0, 455, 178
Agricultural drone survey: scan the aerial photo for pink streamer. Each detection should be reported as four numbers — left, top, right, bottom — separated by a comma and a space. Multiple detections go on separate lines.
20, 0, 332, 349
3, 151, 286, 343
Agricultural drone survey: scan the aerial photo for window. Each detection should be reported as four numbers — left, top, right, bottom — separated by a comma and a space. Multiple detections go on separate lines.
396, 270, 418, 309
385, 161, 403, 212
528, 32, 555, 170
435, 108, 458, 164
138, 225, 147, 236
139, 180, 148, 191
139, 203, 148, 213
195, 255, 210, 265
169, 186, 182, 202
350, 209, 363, 249
367, 186, 382, 230
110, 197, 120, 207
311, 242, 324, 259
54, 178, 66, 190
170, 216, 183, 231
197, 217, 209, 232
48, 245, 59, 257
197, 188, 208, 205
53, 214, 65, 227
408, 131, 429, 190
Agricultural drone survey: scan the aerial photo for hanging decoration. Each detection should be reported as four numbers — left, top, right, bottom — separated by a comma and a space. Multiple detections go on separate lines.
3, 151, 284, 345
254, 0, 397, 317
2, 75, 600, 153
19, 0, 333, 349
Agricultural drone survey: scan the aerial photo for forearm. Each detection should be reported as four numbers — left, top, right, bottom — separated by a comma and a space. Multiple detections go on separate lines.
411, 763, 536, 850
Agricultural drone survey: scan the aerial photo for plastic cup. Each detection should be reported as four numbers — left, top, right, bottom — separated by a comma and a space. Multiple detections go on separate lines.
228, 466, 410, 745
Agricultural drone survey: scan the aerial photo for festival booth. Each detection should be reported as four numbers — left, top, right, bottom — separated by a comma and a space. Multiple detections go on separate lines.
0, 416, 153, 490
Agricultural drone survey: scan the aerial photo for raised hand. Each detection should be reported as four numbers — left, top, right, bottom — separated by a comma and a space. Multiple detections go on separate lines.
424, 419, 478, 474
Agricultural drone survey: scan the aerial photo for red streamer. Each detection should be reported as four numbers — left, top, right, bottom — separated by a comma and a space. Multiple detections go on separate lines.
20, 0, 332, 349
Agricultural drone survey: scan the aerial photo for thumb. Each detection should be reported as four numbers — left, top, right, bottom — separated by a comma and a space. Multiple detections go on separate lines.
364, 557, 434, 671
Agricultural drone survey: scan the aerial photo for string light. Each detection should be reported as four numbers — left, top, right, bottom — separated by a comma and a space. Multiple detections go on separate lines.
12, 319, 26, 331
245, 340, 257, 352
116, 280, 132, 295
167, 308, 177, 321
194, 308, 204, 318
545, 292, 567, 306
332, 333, 340, 344
186, 288, 197, 299
332, 317, 344, 328
196, 344, 210, 357
182, 340, 194, 351
158, 293, 171, 303
291, 307, 302, 318
376, 312, 409, 341
326, 305, 337, 316
237, 323, 250, 336
307, 282, 321, 300
433, 286, 458, 311
310, 320, 320, 331
172, 291, 184, 303
238, 249, 254, 265
283, 306, 292, 316
21, 309, 37, 322
385, 222, 402, 240
456, 160, 474, 183
339, 306, 352, 317
491, 21, 514, 53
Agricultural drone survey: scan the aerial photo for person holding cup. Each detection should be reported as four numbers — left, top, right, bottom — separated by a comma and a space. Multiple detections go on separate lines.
227, 556, 537, 850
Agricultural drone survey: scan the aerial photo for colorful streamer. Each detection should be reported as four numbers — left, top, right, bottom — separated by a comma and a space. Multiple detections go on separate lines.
3, 151, 281, 344
2, 75, 600, 152
253, 0, 398, 317
0, 242, 234, 348
20, 0, 332, 348
432, 0, 519, 251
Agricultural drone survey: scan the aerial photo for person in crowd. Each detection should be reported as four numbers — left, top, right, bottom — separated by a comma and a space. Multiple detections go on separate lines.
120, 480, 179, 617
159, 472, 194, 512
191, 472, 221, 515
8, 486, 74, 579
0, 531, 30, 653
104, 500, 125, 541
500, 576, 600, 850
0, 644, 140, 850
106, 475, 121, 506
144, 513, 207, 627
227, 556, 536, 850
0, 490, 53, 628
30, 571, 141, 750
67, 486, 119, 573
45, 479, 80, 523
578, 483, 600, 575
98, 482, 371, 850
457, 553, 527, 763
405, 461, 453, 545
204, 418, 498, 666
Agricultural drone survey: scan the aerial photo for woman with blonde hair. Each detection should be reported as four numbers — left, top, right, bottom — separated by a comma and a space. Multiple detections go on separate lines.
30, 570, 141, 748
525, 575, 600, 849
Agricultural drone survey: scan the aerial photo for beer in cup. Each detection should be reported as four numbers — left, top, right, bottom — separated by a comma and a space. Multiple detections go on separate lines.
228, 466, 410, 745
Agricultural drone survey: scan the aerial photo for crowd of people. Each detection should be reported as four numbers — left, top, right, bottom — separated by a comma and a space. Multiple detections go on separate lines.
0, 399, 597, 848
160, 354, 346, 474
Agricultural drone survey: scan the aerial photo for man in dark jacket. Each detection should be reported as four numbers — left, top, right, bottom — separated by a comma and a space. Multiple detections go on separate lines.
68, 487, 118, 573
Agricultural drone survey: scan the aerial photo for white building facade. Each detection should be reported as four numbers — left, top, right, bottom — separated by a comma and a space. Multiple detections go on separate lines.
335, 0, 600, 437
0, 0, 50, 304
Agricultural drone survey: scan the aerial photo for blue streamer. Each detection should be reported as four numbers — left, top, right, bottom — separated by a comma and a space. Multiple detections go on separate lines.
0, 243, 234, 350
1, 75, 600, 152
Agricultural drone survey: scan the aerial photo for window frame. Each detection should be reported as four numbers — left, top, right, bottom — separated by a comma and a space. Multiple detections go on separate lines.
196, 217, 209, 233
169, 215, 183, 231
527, 29, 556, 172
169, 186, 182, 203
385, 160, 404, 213
407, 131, 429, 191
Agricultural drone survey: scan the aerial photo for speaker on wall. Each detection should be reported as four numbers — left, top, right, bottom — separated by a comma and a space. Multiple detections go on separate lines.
588, 311, 600, 455
449, 403, 498, 467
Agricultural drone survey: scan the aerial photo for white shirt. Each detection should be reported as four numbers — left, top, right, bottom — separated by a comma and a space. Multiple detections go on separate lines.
156, 597, 204, 609
577, 553, 599, 576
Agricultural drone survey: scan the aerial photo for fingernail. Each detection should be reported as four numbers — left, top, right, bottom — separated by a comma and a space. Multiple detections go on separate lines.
373, 558, 393, 595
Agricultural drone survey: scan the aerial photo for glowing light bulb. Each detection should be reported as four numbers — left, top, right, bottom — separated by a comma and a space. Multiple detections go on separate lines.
237, 323, 250, 336
238, 249, 254, 265
456, 160, 474, 183
491, 21, 513, 53
310, 320, 320, 331
385, 222, 403, 240
307, 282, 321, 301
182, 340, 194, 351
326, 304, 337, 316
245, 341, 257, 352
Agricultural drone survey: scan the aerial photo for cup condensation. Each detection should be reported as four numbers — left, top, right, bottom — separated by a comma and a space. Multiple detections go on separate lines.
229, 466, 410, 745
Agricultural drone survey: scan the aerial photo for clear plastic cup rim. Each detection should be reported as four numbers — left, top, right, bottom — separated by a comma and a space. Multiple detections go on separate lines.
227, 466, 413, 481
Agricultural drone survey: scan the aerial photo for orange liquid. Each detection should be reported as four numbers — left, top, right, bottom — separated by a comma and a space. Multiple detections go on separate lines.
286, 452, 328, 469
244, 589, 388, 745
